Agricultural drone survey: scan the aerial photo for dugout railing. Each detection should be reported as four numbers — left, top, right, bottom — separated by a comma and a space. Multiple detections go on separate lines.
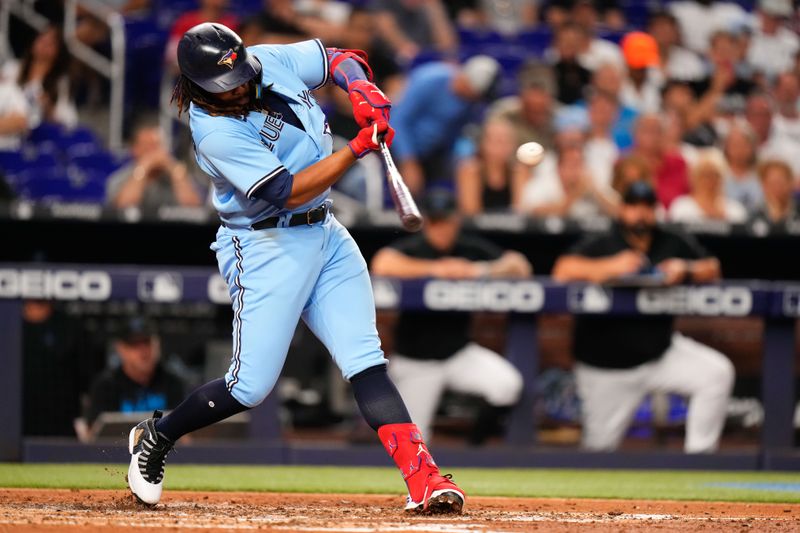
1, 264, 797, 470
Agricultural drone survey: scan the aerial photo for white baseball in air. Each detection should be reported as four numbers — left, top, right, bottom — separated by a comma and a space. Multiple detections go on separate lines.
516, 142, 545, 166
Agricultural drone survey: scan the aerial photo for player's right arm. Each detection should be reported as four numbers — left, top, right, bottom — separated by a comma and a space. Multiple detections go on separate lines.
371, 248, 480, 279
552, 250, 644, 284
198, 121, 392, 210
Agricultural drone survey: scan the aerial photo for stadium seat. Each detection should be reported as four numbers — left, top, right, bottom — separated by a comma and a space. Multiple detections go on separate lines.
231, 0, 263, 16
517, 28, 553, 57
27, 123, 64, 145
457, 28, 508, 48
70, 151, 127, 181
408, 50, 444, 70
0, 151, 27, 176
126, 19, 169, 109
15, 167, 72, 201
152, 0, 199, 30
596, 29, 625, 45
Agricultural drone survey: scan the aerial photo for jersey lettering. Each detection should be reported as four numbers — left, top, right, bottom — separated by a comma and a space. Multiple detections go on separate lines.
260, 113, 284, 142
298, 89, 317, 109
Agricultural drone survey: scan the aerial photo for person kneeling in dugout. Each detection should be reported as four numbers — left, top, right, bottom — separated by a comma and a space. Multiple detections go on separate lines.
552, 180, 735, 453
371, 189, 530, 444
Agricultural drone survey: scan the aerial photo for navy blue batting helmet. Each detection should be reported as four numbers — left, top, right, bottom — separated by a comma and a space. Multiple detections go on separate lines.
177, 23, 262, 93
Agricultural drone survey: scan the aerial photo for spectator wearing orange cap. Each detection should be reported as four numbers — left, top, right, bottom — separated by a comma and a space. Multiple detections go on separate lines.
619, 31, 664, 114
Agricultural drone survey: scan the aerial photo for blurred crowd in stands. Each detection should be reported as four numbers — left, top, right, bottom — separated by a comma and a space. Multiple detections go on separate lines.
0, 0, 799, 228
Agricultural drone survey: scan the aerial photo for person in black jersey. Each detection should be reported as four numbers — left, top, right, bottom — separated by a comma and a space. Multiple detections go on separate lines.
371, 189, 531, 443
84, 318, 187, 429
552, 180, 735, 453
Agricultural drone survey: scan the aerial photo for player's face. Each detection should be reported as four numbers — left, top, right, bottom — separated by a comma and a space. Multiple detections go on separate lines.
424, 215, 462, 252
216, 82, 251, 106
116, 336, 160, 379
619, 203, 657, 236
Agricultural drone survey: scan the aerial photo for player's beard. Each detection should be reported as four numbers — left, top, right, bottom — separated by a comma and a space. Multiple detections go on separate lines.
622, 220, 656, 238
203, 79, 263, 117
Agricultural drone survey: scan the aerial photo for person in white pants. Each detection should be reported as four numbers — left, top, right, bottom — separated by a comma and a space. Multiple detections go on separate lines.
371, 189, 530, 442
553, 180, 735, 453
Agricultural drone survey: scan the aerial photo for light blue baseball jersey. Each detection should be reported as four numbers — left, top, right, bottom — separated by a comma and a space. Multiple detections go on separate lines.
190, 39, 333, 228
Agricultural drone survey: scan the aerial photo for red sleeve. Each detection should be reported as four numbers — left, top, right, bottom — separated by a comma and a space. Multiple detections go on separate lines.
655, 153, 689, 209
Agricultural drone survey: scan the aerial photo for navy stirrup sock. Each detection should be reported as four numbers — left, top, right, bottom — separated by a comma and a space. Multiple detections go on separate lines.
351, 364, 412, 430
155, 378, 248, 442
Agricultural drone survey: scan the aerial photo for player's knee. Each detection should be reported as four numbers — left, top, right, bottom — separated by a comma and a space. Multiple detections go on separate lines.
484, 366, 524, 407
228, 379, 276, 408
711, 355, 736, 396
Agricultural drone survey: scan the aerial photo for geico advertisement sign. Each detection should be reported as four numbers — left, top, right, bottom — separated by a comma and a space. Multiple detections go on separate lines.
0, 269, 111, 300
636, 286, 752, 316
423, 280, 544, 312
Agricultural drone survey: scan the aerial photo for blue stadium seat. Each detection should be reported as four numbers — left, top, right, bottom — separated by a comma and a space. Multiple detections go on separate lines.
517, 28, 553, 57
620, 0, 652, 29
152, 0, 198, 30
457, 28, 508, 47
0, 151, 27, 176
231, 0, 263, 17
126, 19, 169, 109
27, 123, 64, 144
56, 126, 100, 153
408, 50, 444, 70
17, 164, 108, 203
15, 167, 71, 201
596, 29, 625, 45
70, 151, 126, 181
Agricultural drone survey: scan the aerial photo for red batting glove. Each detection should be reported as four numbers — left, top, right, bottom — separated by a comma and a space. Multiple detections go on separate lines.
348, 80, 391, 128
348, 120, 395, 159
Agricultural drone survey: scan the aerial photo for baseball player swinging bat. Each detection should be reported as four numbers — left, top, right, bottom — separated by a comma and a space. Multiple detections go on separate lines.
379, 140, 423, 232
125, 22, 464, 515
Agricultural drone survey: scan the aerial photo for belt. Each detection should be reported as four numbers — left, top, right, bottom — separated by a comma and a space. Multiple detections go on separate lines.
250, 203, 329, 230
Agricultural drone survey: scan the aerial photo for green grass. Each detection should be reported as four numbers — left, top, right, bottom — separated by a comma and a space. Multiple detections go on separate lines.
1, 464, 799, 503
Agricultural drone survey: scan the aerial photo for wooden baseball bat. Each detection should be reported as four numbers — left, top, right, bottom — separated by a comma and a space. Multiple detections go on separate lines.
379, 141, 423, 232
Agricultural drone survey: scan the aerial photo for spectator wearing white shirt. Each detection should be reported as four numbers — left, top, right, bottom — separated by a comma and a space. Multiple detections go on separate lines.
745, 91, 800, 175
668, 0, 748, 54
0, 77, 30, 151
584, 90, 619, 191
518, 133, 606, 221
670, 156, 748, 224
722, 123, 763, 212
1, 25, 76, 132
647, 10, 705, 82
772, 71, 800, 145
747, 0, 799, 81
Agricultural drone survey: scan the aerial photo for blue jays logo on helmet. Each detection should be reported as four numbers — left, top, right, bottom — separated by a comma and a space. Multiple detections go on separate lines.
217, 48, 238, 69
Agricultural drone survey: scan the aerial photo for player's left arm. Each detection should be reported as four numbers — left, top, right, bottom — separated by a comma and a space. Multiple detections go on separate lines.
656, 234, 721, 285
468, 239, 532, 279
326, 47, 391, 128
257, 40, 390, 128
479, 251, 533, 278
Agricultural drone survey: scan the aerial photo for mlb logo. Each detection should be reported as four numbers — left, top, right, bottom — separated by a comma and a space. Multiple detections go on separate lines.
783, 287, 800, 318
568, 285, 612, 313
372, 278, 400, 309
138, 272, 183, 303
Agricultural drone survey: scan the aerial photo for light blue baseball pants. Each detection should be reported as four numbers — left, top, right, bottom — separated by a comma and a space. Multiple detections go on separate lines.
210, 212, 387, 407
